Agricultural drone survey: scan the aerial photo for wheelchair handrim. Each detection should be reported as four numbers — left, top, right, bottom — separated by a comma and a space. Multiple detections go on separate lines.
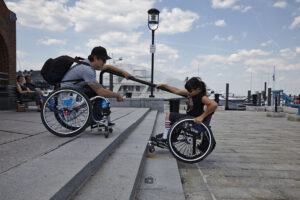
42, 89, 90, 135
168, 118, 212, 162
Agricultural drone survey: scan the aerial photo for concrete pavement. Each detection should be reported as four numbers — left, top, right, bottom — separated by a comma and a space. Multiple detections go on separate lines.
0, 107, 300, 200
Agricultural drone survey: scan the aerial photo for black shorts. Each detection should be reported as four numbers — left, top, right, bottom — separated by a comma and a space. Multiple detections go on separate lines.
169, 112, 213, 125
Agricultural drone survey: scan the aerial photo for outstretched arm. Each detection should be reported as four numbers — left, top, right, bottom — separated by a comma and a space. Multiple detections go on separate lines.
86, 82, 123, 102
102, 65, 133, 79
156, 83, 189, 96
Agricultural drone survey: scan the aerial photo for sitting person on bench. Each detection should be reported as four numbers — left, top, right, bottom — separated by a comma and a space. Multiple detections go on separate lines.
16, 75, 42, 111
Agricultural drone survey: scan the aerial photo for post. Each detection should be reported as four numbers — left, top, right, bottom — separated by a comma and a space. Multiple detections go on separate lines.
214, 93, 220, 105
225, 83, 229, 110
109, 73, 113, 91
248, 90, 251, 102
264, 82, 267, 102
252, 94, 257, 106
149, 30, 155, 98
275, 95, 278, 112
268, 88, 271, 106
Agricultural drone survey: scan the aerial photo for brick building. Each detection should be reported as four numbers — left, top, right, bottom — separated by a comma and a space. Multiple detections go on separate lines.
0, 0, 17, 109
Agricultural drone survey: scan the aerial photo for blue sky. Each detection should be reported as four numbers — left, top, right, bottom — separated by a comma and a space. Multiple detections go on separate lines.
4, 0, 300, 95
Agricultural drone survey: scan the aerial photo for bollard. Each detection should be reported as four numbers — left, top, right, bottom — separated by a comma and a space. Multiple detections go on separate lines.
214, 93, 220, 105
275, 96, 278, 112
268, 88, 272, 106
225, 83, 229, 110
109, 74, 113, 91
169, 98, 180, 113
248, 90, 251, 102
252, 94, 257, 106
264, 82, 267, 102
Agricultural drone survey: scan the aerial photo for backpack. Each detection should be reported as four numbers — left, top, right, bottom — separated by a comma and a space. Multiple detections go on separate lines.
41, 55, 90, 85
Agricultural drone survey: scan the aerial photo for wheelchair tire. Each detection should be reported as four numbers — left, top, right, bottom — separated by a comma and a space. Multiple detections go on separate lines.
41, 87, 92, 137
167, 117, 214, 163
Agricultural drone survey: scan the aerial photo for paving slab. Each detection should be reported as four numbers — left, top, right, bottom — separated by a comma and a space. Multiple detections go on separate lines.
0, 108, 149, 200
195, 110, 300, 200
72, 111, 158, 200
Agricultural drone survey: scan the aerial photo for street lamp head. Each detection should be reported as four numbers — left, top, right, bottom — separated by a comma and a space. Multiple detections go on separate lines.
148, 8, 160, 30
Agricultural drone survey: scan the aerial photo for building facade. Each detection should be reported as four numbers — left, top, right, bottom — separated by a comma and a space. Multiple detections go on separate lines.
0, 0, 17, 109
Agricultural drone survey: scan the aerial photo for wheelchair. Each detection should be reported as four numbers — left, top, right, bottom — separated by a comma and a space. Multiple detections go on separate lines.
41, 87, 113, 138
148, 117, 216, 163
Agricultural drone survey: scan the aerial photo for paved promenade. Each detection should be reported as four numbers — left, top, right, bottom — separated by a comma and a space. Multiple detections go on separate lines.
0, 108, 299, 199
179, 110, 300, 200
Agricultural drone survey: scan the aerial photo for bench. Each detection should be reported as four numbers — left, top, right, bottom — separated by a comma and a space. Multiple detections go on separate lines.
15, 88, 37, 111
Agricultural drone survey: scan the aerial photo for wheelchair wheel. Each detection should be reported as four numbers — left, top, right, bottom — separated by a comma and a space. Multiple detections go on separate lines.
167, 118, 213, 163
41, 87, 92, 137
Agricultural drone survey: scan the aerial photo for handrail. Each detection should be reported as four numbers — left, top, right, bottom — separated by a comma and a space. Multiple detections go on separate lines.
99, 69, 187, 97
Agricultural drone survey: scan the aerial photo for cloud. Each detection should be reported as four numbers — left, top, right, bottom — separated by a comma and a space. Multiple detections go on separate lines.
260, 40, 273, 47
289, 16, 300, 29
213, 34, 233, 41
214, 19, 227, 27
232, 5, 252, 12
273, 1, 287, 8
158, 8, 199, 34
6, 0, 155, 33
280, 48, 295, 58
69, 0, 155, 33
211, 0, 252, 12
86, 32, 143, 47
37, 38, 67, 46
196, 48, 300, 76
211, 0, 237, 9
6, 0, 72, 31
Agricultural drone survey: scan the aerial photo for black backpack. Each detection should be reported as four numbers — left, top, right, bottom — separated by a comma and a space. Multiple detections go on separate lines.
41, 55, 90, 85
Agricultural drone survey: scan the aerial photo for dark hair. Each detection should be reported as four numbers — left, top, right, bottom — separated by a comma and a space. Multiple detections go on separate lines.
25, 75, 30, 80
88, 54, 106, 63
16, 75, 23, 82
185, 77, 207, 95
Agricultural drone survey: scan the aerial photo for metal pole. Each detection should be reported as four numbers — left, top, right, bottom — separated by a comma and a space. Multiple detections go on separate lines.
109, 73, 113, 91
268, 88, 271, 106
150, 30, 155, 98
225, 83, 229, 110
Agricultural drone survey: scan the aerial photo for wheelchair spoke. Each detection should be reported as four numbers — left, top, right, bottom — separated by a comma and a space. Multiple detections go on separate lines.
41, 88, 91, 137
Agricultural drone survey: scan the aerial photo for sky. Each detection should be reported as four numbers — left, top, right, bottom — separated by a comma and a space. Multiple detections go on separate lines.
4, 0, 300, 96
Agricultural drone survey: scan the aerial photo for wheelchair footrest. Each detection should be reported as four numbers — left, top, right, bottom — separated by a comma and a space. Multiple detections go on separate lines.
148, 140, 168, 149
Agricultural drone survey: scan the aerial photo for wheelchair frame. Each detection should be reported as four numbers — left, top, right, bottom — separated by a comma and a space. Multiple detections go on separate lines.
148, 118, 215, 163
41, 87, 113, 138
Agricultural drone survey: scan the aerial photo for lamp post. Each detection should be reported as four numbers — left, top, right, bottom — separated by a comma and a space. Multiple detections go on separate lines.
147, 8, 160, 98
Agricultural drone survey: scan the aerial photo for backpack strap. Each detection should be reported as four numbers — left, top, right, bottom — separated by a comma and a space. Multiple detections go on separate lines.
60, 57, 91, 84
74, 57, 91, 66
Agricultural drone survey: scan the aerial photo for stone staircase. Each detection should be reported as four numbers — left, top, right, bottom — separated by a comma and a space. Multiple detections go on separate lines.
0, 107, 185, 200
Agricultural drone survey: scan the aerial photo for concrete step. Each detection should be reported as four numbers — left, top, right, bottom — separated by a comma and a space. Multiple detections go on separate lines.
0, 107, 138, 174
0, 108, 150, 200
134, 112, 185, 200
71, 110, 158, 200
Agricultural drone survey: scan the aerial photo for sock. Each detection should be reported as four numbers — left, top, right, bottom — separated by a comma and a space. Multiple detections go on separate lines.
163, 120, 171, 139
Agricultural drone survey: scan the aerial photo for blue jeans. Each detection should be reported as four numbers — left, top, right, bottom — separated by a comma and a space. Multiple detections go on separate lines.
80, 85, 102, 122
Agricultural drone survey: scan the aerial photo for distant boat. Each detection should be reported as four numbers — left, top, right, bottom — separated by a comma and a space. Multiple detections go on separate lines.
111, 69, 182, 99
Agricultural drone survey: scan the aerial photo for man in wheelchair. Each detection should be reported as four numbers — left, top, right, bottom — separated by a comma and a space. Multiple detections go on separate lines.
152, 77, 218, 150
60, 46, 133, 126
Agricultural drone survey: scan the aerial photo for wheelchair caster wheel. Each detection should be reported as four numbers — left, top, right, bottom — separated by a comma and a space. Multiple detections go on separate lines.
104, 132, 109, 138
109, 128, 113, 133
148, 142, 155, 153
